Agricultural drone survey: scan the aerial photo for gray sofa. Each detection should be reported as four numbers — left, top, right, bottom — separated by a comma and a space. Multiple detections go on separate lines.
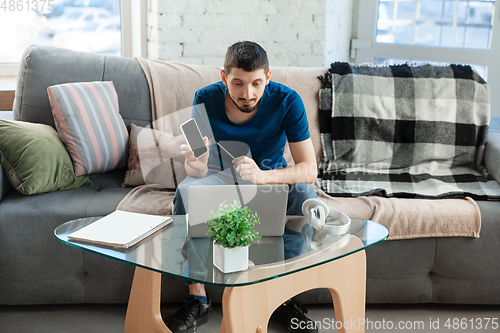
1, 45, 500, 306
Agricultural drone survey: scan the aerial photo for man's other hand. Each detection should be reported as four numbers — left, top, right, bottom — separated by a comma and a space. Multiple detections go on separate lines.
234, 156, 265, 184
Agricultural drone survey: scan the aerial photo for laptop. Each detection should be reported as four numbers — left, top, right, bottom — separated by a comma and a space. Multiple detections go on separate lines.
187, 184, 289, 237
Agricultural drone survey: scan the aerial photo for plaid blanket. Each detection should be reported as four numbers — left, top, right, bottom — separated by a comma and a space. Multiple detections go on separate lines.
317, 62, 500, 200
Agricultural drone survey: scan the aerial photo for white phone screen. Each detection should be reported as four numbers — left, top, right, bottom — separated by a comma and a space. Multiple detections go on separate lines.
181, 118, 208, 158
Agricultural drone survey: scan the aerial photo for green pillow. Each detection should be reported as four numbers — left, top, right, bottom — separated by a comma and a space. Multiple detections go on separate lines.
0, 119, 92, 195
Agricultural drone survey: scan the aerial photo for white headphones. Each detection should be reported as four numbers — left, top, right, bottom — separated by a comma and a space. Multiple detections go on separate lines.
301, 198, 351, 235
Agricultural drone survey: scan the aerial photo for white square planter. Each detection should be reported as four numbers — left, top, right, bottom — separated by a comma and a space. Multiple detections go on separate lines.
213, 243, 249, 273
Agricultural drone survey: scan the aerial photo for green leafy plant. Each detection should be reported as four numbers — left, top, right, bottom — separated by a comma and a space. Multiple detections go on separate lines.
205, 200, 261, 248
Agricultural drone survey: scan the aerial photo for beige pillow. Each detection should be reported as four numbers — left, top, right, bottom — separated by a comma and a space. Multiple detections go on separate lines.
123, 123, 188, 189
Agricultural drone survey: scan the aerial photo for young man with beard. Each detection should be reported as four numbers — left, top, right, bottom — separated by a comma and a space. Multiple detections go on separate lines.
169, 41, 319, 333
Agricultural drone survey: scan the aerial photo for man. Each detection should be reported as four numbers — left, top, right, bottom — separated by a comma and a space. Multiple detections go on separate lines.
169, 41, 319, 333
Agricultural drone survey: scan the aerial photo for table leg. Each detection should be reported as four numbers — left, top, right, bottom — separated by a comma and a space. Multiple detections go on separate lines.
125, 266, 171, 333
220, 249, 366, 333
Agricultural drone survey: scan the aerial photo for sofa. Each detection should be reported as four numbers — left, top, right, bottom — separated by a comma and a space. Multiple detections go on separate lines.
1, 45, 500, 306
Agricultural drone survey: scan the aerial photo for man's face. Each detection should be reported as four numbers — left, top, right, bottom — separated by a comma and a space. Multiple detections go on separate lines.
221, 67, 271, 113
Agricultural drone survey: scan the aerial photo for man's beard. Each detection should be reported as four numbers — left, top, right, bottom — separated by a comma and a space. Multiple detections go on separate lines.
229, 92, 261, 113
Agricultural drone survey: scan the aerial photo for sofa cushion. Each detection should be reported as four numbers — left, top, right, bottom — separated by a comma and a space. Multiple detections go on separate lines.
485, 117, 500, 184
0, 119, 92, 195
0, 180, 133, 305
47, 81, 129, 176
123, 122, 187, 189
13, 46, 152, 130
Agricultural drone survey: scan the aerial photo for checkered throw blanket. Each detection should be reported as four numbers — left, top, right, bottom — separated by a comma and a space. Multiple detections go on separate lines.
317, 62, 500, 200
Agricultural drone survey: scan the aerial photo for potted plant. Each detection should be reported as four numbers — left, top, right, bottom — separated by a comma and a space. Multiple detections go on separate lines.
205, 200, 261, 273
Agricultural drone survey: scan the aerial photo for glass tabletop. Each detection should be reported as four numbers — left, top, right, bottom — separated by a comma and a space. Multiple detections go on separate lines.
54, 215, 388, 287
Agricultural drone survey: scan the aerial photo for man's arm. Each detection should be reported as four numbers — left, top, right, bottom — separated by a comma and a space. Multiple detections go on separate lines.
235, 138, 318, 185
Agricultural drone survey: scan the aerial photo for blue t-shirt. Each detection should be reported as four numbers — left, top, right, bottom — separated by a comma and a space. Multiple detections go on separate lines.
192, 81, 310, 171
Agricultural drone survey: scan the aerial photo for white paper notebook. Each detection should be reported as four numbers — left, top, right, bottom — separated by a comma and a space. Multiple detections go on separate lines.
68, 210, 173, 249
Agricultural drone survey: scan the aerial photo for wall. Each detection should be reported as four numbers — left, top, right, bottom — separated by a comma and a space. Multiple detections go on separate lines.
147, 0, 354, 67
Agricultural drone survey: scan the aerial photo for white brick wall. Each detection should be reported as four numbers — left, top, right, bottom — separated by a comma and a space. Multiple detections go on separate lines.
148, 0, 354, 67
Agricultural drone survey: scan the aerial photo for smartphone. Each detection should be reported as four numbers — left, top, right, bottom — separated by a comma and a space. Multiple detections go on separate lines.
180, 118, 208, 158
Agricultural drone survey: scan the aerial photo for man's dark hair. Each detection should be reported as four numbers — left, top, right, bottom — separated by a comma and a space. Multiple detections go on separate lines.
224, 41, 269, 75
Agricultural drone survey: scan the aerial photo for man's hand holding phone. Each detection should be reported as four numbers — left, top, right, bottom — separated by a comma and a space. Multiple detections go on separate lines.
180, 118, 210, 177
180, 136, 210, 175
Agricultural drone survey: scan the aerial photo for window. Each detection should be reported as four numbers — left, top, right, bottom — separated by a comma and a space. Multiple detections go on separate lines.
376, 0, 494, 49
0, 0, 147, 77
99, 11, 112, 19
0, 0, 121, 66
353, 0, 500, 117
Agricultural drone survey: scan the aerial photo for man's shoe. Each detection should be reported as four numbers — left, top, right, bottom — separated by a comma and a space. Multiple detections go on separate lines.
164, 296, 213, 333
270, 299, 319, 333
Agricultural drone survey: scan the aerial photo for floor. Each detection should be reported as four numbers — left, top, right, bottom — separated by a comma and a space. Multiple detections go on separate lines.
1, 303, 499, 333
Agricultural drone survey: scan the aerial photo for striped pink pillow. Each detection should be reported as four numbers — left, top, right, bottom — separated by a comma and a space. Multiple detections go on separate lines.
47, 81, 129, 176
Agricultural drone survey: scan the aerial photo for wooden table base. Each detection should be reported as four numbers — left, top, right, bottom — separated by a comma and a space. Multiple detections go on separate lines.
220, 249, 366, 333
125, 267, 171, 333
124, 249, 366, 333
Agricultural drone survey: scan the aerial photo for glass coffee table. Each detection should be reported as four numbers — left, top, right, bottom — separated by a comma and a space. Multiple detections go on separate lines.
55, 215, 388, 333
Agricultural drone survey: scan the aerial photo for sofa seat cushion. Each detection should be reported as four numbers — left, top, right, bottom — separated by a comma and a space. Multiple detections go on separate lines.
364, 200, 500, 304
0, 171, 133, 305
88, 167, 128, 191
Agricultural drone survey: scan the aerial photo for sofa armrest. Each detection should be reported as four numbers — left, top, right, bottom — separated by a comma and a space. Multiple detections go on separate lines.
485, 117, 500, 184
0, 164, 12, 202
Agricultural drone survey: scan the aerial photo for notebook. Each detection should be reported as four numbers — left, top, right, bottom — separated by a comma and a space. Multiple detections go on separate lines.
187, 184, 289, 237
68, 210, 173, 249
